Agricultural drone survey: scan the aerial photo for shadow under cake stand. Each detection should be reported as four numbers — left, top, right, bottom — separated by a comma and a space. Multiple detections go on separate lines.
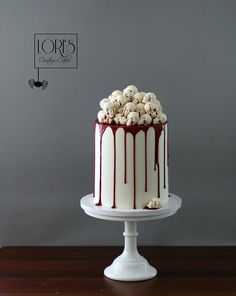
80, 193, 182, 281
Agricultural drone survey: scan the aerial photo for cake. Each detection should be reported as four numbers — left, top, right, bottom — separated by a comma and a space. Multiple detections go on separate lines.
93, 85, 169, 209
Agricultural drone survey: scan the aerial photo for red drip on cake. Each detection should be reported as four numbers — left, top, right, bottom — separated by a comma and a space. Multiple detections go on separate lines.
94, 120, 167, 209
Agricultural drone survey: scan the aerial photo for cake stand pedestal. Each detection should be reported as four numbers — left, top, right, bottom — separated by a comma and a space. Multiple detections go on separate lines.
80, 193, 182, 281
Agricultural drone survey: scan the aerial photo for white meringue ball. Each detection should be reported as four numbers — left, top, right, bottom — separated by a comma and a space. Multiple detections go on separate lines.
154, 99, 163, 112
110, 95, 123, 110
116, 94, 127, 106
113, 113, 122, 124
99, 98, 109, 109
144, 102, 161, 118
146, 198, 161, 209
97, 110, 113, 124
158, 112, 167, 123
122, 102, 136, 117
127, 111, 139, 126
119, 116, 127, 125
136, 103, 145, 116
137, 117, 144, 125
97, 110, 107, 123
123, 85, 138, 99
142, 92, 157, 104
142, 114, 152, 125
133, 92, 146, 104
112, 90, 123, 97
153, 117, 160, 124
102, 102, 115, 118
117, 105, 124, 114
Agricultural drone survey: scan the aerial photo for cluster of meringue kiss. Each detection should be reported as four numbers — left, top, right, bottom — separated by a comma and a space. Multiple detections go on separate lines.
97, 85, 167, 126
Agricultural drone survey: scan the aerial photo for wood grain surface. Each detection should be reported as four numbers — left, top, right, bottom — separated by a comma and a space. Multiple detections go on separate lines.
0, 246, 235, 296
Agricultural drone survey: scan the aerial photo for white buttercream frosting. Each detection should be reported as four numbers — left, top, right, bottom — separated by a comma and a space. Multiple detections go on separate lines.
98, 85, 167, 125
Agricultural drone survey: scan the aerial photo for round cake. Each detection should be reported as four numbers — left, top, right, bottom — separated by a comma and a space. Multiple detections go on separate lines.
93, 85, 169, 209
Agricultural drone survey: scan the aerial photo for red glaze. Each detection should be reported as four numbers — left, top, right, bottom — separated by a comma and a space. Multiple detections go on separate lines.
94, 120, 167, 209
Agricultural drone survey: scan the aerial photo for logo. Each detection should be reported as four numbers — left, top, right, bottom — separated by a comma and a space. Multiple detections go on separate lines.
34, 33, 78, 69
29, 33, 78, 90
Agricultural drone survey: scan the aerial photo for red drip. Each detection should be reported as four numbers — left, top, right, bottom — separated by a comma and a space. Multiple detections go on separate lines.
133, 135, 136, 209
144, 130, 148, 192
96, 124, 108, 206
124, 131, 127, 184
163, 125, 166, 189
111, 127, 119, 208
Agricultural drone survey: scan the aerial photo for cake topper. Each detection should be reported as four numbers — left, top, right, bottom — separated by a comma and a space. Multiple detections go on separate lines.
97, 85, 167, 126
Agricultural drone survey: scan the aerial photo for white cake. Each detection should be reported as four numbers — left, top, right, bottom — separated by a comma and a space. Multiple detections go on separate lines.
93, 85, 169, 209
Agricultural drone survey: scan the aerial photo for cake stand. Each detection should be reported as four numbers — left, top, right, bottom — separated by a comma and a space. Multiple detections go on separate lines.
80, 193, 182, 281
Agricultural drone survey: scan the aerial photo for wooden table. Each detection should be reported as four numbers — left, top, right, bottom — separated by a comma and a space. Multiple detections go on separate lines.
0, 246, 235, 295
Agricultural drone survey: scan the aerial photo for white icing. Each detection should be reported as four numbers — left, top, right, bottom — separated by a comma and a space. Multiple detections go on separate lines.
94, 124, 169, 208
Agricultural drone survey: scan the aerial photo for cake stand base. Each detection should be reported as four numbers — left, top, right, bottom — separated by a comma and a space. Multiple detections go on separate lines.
80, 193, 182, 281
104, 220, 157, 281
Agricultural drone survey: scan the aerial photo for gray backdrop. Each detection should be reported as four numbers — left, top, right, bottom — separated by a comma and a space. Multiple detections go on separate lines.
0, 0, 235, 246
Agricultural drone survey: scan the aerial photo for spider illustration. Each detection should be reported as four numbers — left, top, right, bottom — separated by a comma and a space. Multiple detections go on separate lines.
29, 68, 48, 90
28, 79, 48, 89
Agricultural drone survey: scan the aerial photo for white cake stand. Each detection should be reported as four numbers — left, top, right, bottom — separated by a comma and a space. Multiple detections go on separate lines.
80, 193, 182, 281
